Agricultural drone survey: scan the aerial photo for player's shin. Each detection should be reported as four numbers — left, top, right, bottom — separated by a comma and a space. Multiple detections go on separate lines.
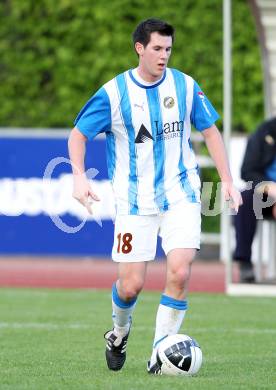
150, 294, 188, 366
111, 282, 137, 337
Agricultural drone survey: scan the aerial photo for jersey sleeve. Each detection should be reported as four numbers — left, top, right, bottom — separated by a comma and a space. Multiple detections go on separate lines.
74, 87, 111, 140
190, 81, 220, 131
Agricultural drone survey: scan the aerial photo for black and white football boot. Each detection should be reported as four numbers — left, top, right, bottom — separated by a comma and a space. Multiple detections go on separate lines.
147, 354, 163, 375
104, 328, 130, 371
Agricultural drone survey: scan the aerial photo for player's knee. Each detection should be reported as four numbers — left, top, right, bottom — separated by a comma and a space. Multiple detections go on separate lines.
170, 266, 191, 286
120, 277, 144, 300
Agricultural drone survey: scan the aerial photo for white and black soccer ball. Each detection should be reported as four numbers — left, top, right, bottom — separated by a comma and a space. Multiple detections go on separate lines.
156, 334, 202, 376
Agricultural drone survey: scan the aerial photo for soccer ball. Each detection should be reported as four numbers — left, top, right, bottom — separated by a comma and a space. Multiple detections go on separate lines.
156, 334, 202, 376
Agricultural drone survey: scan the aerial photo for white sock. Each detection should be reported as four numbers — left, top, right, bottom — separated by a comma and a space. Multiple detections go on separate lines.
112, 282, 137, 338
150, 294, 188, 365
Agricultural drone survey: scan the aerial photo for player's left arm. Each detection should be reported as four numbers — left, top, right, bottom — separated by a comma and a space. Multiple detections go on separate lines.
201, 124, 242, 212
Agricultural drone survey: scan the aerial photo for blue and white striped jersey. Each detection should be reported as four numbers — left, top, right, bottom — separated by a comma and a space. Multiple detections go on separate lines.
74, 68, 219, 215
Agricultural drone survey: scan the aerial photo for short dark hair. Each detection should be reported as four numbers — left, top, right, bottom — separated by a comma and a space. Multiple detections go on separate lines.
132, 18, 174, 48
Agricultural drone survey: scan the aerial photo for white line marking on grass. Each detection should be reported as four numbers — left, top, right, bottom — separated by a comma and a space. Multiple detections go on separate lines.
1, 323, 275, 335
234, 328, 276, 335
0, 322, 90, 330
190, 327, 276, 335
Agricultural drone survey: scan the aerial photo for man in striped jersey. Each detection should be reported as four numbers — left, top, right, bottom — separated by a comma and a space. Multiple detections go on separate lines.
68, 18, 242, 373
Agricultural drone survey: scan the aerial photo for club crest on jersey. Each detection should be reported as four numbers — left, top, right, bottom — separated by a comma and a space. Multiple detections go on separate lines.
163, 96, 175, 109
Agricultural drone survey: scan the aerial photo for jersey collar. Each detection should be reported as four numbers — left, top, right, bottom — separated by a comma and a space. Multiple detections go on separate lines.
128, 69, 166, 89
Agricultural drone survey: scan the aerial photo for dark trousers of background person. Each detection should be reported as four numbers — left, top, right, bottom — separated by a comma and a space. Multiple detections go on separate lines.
233, 188, 274, 282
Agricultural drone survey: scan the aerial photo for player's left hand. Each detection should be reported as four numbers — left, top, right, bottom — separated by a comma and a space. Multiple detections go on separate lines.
221, 182, 242, 213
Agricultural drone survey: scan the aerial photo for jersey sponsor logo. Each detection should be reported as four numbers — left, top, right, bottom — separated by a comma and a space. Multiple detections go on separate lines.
163, 96, 175, 109
155, 120, 184, 141
135, 121, 184, 144
135, 124, 154, 143
135, 121, 185, 144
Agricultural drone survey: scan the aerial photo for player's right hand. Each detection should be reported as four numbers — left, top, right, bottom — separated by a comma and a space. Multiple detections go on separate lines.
72, 174, 100, 215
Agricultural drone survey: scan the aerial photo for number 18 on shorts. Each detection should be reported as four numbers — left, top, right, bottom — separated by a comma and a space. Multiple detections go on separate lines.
111, 203, 201, 262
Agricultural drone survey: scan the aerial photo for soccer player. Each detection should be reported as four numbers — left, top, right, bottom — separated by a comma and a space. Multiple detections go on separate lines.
68, 18, 242, 373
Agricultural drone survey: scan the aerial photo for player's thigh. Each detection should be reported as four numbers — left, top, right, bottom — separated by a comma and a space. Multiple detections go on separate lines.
159, 201, 201, 256
112, 214, 160, 262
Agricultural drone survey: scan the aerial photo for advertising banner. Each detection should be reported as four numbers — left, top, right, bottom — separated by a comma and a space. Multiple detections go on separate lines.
0, 130, 163, 257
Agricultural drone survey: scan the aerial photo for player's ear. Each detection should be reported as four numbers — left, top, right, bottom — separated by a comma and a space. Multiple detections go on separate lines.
135, 42, 144, 56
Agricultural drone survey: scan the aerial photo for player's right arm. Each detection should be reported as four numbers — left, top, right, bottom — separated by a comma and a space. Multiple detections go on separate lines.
70, 85, 111, 213
68, 126, 100, 214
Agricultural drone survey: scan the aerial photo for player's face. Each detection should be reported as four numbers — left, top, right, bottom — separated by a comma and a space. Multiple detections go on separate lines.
136, 32, 172, 82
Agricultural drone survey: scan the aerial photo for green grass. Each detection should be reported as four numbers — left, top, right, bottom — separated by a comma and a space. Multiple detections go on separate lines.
0, 288, 275, 389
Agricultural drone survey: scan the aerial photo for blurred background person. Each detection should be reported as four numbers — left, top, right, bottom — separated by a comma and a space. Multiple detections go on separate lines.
233, 117, 276, 283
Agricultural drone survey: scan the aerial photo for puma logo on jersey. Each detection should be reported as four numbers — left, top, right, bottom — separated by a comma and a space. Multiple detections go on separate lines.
135, 124, 154, 143
134, 102, 145, 111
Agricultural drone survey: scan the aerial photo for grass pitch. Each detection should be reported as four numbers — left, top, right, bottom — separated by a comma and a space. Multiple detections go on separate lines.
0, 288, 275, 389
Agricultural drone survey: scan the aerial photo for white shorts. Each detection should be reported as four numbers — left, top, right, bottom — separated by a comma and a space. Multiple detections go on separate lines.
112, 201, 201, 262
